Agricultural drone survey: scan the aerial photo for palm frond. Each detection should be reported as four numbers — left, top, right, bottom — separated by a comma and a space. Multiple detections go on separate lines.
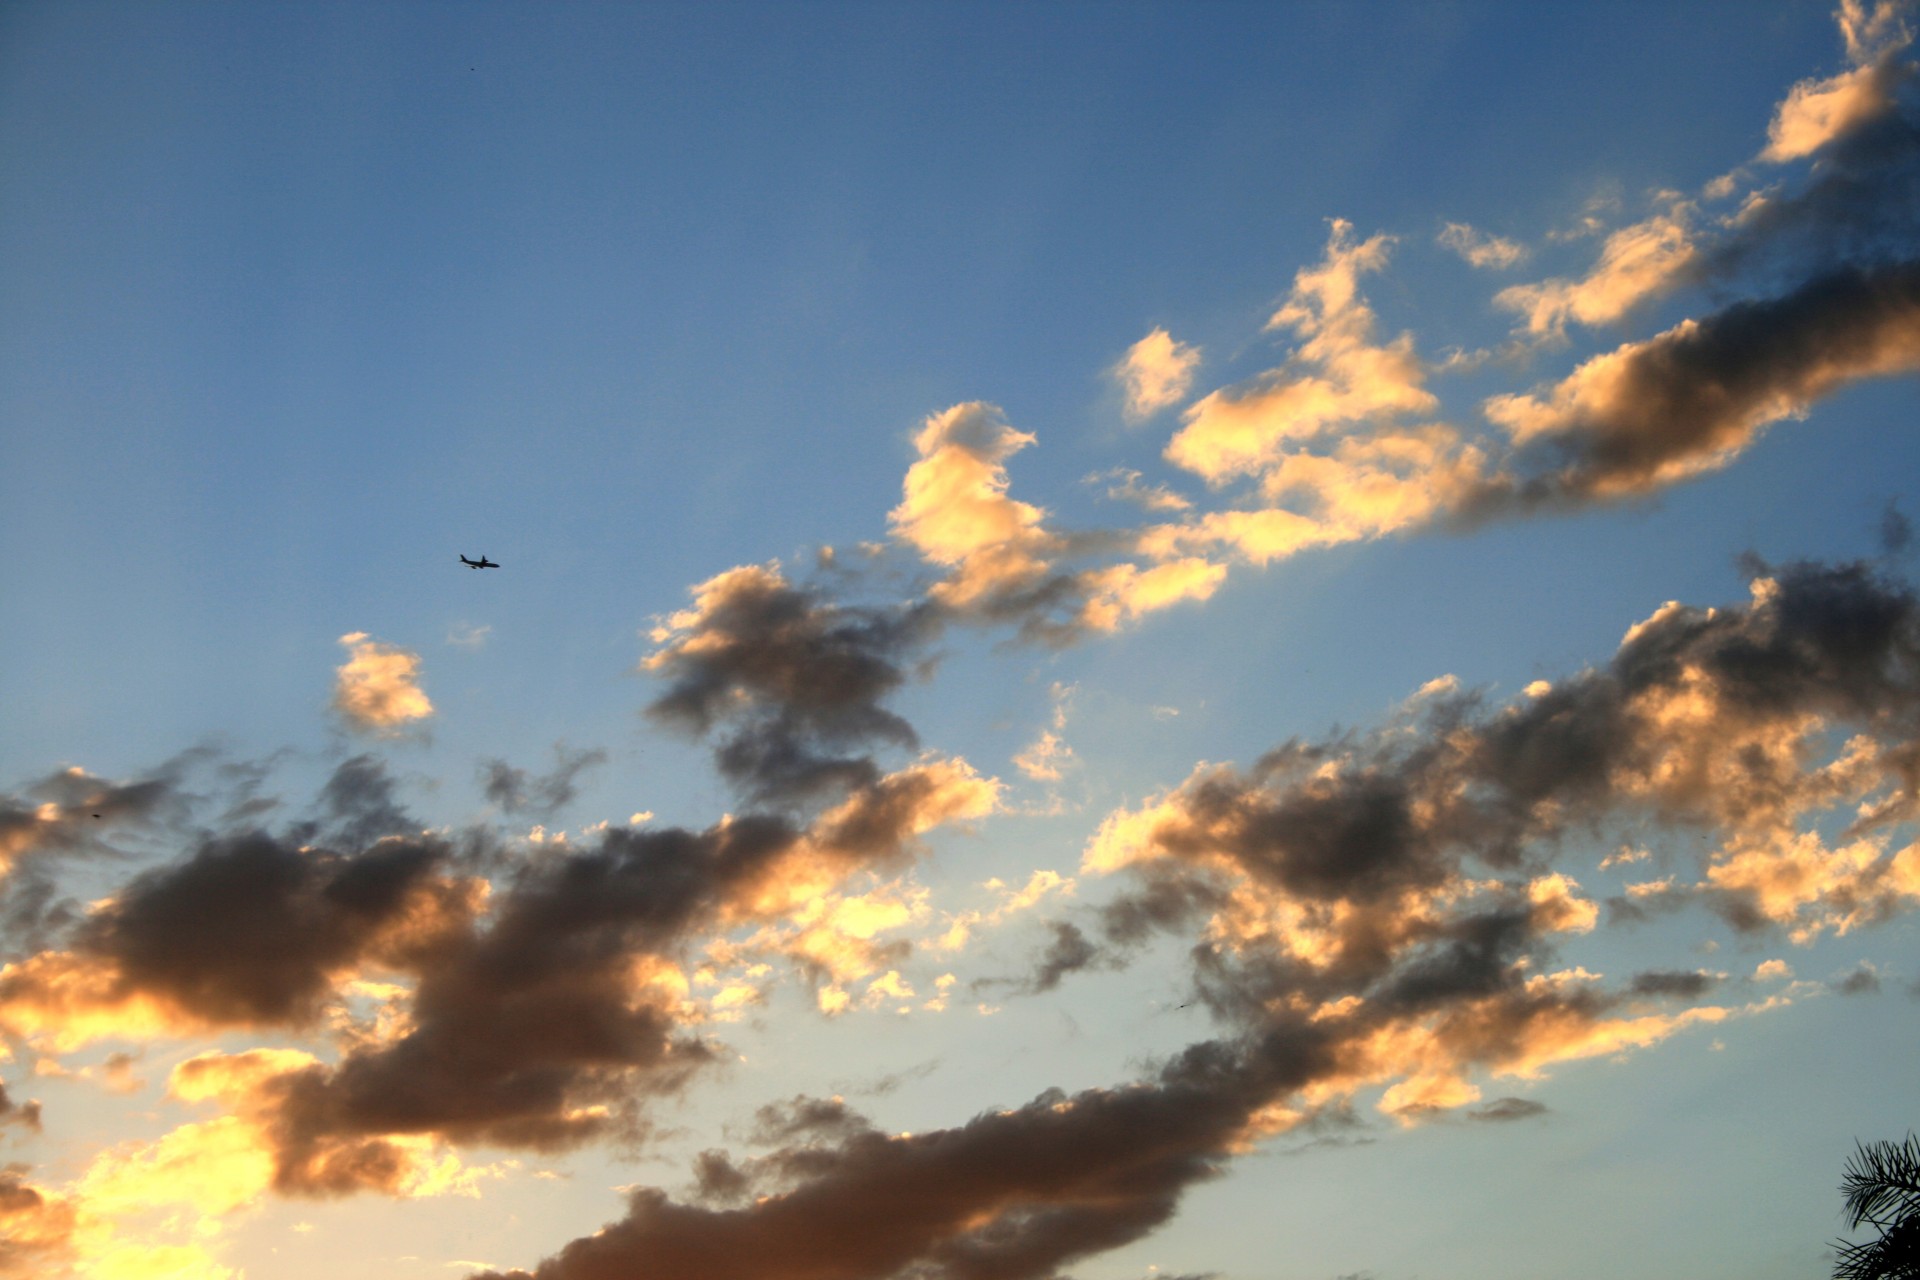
1834, 1136, 1920, 1280
1843, 1134, 1920, 1231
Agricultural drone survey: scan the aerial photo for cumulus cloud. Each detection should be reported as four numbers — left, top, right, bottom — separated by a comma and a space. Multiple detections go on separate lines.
1113, 327, 1203, 420
11, 15, 1920, 1279
333, 632, 434, 734
890, 403, 1064, 613
876, 403, 1227, 643
0, 823, 478, 1049
1473, 260, 1920, 512
1079, 561, 1920, 1120
457, 559, 1920, 1280
1167, 222, 1436, 486
1764, 57, 1909, 163
645, 563, 932, 806
1135, 223, 1488, 577
0, 765, 188, 955
0, 734, 1006, 1210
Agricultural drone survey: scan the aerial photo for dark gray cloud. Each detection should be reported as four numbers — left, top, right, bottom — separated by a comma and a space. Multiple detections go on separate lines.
0, 763, 184, 885
1882, 501, 1914, 555
461, 559, 1920, 1280
747, 1095, 871, 1147
1024, 921, 1103, 994
257, 815, 802, 1190
1468, 259, 1920, 517
61, 828, 467, 1027
1107, 560, 1920, 953
1833, 964, 1884, 995
0, 1083, 40, 1134
1628, 970, 1724, 999
470, 1022, 1335, 1280
645, 566, 937, 807
971, 920, 1116, 998
312, 754, 416, 850
479, 744, 609, 818
1703, 93, 1920, 292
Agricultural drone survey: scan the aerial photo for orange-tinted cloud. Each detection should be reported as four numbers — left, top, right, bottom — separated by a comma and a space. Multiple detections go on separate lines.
1113, 327, 1203, 420
1495, 205, 1697, 338
1166, 222, 1435, 485
890, 402, 1062, 610
1762, 1, 1911, 164
1474, 260, 1920, 511
333, 632, 434, 733
0, 1171, 74, 1278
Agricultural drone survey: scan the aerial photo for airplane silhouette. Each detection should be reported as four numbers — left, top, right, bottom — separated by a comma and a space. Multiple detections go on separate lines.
460, 555, 500, 569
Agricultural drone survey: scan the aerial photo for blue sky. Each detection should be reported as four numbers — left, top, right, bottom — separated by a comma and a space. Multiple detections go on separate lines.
2, 3, 1918, 1278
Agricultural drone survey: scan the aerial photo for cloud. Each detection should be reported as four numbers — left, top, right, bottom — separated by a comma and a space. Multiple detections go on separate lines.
1014, 730, 1074, 783
890, 403, 1064, 613
1088, 467, 1192, 513
1764, 58, 1908, 163
0, 828, 477, 1047
1113, 328, 1203, 421
333, 632, 434, 734
467, 1031, 1335, 1280
1132, 223, 1495, 579
1438, 222, 1527, 270
1763, 0, 1912, 165
1014, 682, 1077, 783
645, 563, 932, 806
1832, 961, 1884, 994
1493, 205, 1697, 338
447, 623, 492, 649
1628, 970, 1724, 999
1881, 501, 1913, 554
1083, 561, 1920, 1080
1166, 222, 1436, 486
1466, 1096, 1547, 1123
876, 406, 1227, 645
479, 745, 608, 818
1842, 0, 1915, 65
1019, 920, 1107, 994
0, 1082, 41, 1133
10, 19, 1920, 1280
0, 764, 181, 884
476, 703, 1836, 1280
0, 735, 1006, 1203
0, 1170, 75, 1277
1473, 260, 1920, 512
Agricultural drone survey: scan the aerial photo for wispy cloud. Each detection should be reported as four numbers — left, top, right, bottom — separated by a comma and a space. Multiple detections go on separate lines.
1437, 221, 1527, 270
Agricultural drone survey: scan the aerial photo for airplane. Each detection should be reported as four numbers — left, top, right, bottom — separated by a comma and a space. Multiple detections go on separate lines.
460, 555, 500, 569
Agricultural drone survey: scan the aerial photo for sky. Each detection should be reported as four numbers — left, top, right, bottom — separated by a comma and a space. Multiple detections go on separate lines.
2, 1, 1919, 1277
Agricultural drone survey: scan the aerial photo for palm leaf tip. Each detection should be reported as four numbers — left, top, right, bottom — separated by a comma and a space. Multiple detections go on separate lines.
1834, 1134, 1920, 1280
